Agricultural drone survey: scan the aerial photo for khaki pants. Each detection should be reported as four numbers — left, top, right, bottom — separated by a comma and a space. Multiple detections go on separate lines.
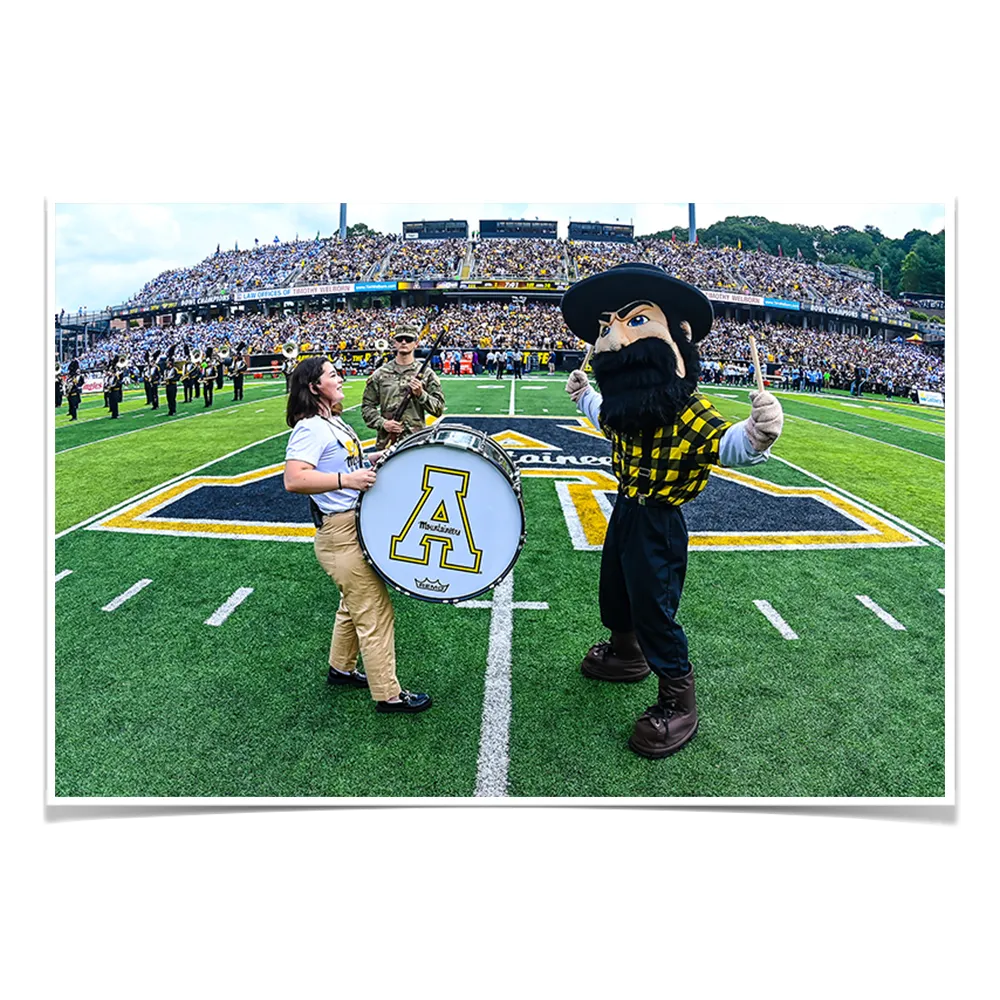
313, 511, 401, 702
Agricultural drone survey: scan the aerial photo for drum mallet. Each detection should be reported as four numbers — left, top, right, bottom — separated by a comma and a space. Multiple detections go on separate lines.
748, 335, 766, 394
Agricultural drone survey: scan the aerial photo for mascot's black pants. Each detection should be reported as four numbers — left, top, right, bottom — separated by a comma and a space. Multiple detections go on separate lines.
599, 494, 691, 678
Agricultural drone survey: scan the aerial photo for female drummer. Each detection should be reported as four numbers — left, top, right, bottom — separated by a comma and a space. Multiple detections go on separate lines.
283, 357, 432, 714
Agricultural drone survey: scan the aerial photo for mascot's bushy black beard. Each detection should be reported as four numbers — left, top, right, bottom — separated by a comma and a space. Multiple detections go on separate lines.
591, 333, 701, 435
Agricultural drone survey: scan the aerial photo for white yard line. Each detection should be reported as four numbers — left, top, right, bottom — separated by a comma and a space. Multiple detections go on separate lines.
719, 387, 946, 437
508, 378, 516, 416
753, 600, 800, 640
938, 588, 945, 595
855, 595, 906, 630
456, 571, 548, 797
55, 569, 73, 583
205, 587, 254, 626
770, 455, 944, 550
101, 578, 152, 612
785, 412, 944, 461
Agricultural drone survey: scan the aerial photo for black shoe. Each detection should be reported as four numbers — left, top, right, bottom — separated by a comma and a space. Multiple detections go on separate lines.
375, 690, 432, 714
327, 666, 368, 688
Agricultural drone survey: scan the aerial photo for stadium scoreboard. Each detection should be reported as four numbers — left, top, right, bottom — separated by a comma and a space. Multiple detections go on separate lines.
403, 220, 469, 240
567, 221, 634, 243
479, 220, 558, 239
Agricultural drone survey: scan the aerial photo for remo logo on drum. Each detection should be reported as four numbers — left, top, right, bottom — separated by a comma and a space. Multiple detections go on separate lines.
355, 424, 526, 603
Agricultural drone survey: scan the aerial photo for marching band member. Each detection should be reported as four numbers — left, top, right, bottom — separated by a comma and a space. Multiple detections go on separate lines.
55, 366, 64, 408
230, 342, 248, 401
283, 354, 296, 393
66, 359, 84, 420
283, 356, 432, 714
163, 345, 180, 415
201, 347, 217, 407
147, 352, 161, 410
182, 344, 196, 403
105, 356, 123, 419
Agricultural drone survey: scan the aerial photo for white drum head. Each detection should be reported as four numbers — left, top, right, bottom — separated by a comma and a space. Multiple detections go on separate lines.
358, 440, 524, 602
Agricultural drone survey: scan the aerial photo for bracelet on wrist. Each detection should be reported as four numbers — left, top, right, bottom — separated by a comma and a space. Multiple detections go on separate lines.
337, 473, 342, 489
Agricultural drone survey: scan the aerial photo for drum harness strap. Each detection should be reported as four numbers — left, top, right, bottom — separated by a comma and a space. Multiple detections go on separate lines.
309, 416, 367, 527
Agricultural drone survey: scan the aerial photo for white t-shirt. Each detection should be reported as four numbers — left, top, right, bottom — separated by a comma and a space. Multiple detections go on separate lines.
285, 414, 365, 514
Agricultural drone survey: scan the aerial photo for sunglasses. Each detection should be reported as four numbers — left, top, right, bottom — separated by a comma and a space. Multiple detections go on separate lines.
393, 336, 416, 343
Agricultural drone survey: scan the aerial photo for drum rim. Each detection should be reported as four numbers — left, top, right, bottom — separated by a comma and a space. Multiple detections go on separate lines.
378, 422, 517, 477
355, 451, 526, 604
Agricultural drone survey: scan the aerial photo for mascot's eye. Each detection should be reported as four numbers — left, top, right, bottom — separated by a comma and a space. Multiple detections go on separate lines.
627, 315, 647, 328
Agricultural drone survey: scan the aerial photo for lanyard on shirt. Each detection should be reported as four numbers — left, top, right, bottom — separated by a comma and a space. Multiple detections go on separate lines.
321, 415, 364, 466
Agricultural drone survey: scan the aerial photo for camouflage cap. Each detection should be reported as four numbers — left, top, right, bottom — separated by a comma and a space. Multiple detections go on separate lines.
393, 324, 420, 341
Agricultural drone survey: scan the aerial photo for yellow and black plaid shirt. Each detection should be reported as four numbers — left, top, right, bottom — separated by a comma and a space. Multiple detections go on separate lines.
600, 393, 732, 505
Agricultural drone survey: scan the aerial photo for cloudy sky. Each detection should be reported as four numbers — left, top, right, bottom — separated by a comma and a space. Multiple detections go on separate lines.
53, 201, 947, 314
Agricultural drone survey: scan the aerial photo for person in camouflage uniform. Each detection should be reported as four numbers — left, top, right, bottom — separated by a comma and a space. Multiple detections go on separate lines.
361, 324, 446, 450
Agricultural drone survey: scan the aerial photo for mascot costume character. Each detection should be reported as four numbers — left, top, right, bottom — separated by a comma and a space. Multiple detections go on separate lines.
562, 262, 784, 759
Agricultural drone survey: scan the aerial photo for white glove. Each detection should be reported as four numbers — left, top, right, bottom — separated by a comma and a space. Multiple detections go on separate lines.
746, 390, 783, 452
566, 369, 590, 403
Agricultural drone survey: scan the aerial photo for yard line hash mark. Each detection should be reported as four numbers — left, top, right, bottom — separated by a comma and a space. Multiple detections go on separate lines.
855, 595, 906, 630
938, 588, 945, 595
753, 600, 799, 639
55, 569, 73, 583
205, 587, 254, 626
102, 578, 152, 612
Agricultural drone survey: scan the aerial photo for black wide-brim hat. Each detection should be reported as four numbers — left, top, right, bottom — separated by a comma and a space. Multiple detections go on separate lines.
561, 262, 714, 345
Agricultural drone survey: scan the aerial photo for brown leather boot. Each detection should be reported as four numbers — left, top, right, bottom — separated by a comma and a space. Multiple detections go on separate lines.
580, 630, 651, 682
628, 671, 699, 758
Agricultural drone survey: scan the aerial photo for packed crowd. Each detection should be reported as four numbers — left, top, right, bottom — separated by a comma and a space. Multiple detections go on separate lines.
471, 238, 567, 279
120, 231, 917, 325
70, 301, 944, 396
125, 239, 325, 305
381, 238, 467, 279
291, 234, 397, 285
701, 318, 945, 394
642, 241, 746, 291
569, 240, 643, 278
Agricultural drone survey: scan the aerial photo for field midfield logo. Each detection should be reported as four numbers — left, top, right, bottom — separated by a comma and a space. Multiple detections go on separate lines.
389, 464, 483, 573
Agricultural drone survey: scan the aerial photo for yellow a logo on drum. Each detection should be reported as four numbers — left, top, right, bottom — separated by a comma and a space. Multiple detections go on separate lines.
389, 465, 483, 574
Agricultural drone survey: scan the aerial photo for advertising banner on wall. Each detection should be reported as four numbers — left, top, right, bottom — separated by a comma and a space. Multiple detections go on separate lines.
916, 390, 945, 408
703, 290, 765, 306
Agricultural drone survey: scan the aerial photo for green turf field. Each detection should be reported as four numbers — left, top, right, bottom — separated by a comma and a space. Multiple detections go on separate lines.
53, 373, 947, 799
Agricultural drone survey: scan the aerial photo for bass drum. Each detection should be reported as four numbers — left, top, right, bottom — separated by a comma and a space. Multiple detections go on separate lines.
356, 423, 525, 603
